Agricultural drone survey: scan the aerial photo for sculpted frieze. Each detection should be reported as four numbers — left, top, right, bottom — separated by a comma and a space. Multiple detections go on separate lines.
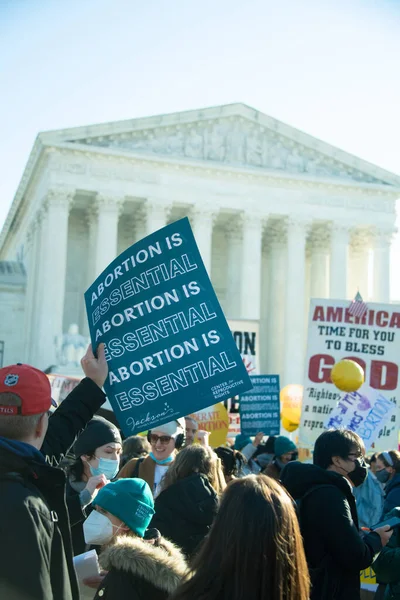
71, 117, 387, 185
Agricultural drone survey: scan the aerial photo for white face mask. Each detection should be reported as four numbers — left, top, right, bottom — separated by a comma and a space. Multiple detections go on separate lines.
83, 510, 114, 545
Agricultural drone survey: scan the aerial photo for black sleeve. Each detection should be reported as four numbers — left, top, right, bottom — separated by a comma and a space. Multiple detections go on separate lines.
0, 484, 53, 600
94, 570, 140, 600
306, 486, 382, 571
66, 489, 87, 528
41, 378, 106, 465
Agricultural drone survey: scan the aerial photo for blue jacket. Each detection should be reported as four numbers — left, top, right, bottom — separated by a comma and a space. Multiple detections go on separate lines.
353, 469, 384, 528
383, 474, 400, 518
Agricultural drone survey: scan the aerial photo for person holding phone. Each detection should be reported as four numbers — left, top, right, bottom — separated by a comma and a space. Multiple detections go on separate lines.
281, 429, 392, 600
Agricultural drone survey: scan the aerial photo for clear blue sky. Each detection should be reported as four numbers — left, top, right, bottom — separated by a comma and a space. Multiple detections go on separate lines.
1, 0, 400, 290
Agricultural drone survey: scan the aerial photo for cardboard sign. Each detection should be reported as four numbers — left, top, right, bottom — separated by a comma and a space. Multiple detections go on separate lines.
325, 386, 397, 451
299, 299, 400, 451
189, 403, 229, 447
228, 319, 259, 374
85, 218, 252, 436
239, 375, 280, 436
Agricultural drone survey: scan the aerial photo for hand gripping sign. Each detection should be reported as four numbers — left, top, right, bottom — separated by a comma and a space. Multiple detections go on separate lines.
85, 218, 252, 436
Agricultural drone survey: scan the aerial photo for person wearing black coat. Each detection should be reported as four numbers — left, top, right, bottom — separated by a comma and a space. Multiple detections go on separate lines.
281, 429, 392, 600
0, 345, 108, 600
151, 445, 224, 557
95, 533, 188, 600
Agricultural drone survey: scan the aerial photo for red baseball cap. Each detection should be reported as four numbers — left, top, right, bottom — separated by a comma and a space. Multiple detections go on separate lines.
0, 364, 57, 416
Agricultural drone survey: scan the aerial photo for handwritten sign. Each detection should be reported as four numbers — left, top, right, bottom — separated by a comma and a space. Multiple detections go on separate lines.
239, 375, 280, 436
85, 217, 252, 436
300, 299, 400, 451
324, 385, 397, 450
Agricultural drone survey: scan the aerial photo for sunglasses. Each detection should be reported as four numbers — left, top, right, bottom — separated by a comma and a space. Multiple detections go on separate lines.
149, 434, 173, 445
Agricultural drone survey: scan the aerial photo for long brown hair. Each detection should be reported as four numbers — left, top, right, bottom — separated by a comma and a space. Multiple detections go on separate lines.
171, 474, 310, 600
160, 445, 226, 494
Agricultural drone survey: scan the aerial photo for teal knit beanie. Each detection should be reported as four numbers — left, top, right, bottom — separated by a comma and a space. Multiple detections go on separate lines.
274, 436, 297, 457
94, 478, 154, 538
234, 434, 252, 451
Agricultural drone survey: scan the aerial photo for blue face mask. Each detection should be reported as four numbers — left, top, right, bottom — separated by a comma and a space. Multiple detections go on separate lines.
90, 457, 119, 480
149, 452, 174, 466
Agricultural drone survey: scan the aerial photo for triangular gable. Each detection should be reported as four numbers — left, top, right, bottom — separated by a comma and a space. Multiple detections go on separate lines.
39, 103, 400, 187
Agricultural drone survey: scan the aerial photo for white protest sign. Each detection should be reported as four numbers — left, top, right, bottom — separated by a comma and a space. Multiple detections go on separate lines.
228, 319, 259, 375
300, 299, 400, 451
324, 386, 397, 451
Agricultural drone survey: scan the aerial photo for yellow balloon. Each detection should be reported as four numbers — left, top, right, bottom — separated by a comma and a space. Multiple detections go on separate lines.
281, 415, 300, 433
280, 384, 303, 423
331, 359, 364, 392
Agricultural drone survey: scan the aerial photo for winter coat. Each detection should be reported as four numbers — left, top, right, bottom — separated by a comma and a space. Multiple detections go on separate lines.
151, 473, 219, 557
373, 508, 400, 600
118, 454, 157, 490
353, 469, 384, 528
94, 534, 187, 600
382, 474, 400, 518
45, 376, 106, 556
0, 377, 105, 600
281, 461, 382, 600
0, 442, 78, 600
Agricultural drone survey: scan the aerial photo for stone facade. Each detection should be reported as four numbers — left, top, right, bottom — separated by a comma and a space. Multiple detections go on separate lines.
0, 262, 26, 366
0, 103, 399, 384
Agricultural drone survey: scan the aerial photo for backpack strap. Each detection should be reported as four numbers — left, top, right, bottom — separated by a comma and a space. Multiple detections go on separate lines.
132, 457, 145, 479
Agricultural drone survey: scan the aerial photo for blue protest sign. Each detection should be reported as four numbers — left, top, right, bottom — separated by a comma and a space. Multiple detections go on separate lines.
85, 217, 252, 436
239, 375, 280, 436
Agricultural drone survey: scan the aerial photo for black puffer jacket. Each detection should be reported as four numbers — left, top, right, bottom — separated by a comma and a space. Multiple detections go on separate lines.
152, 473, 219, 557
281, 462, 382, 600
0, 443, 78, 600
94, 534, 187, 600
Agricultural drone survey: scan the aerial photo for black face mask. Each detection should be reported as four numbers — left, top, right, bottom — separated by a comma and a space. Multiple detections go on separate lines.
346, 457, 368, 488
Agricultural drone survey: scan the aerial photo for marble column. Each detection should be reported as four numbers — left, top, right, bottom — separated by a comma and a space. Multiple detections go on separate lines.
145, 199, 171, 235
190, 206, 217, 274
225, 219, 242, 318
85, 208, 98, 286
266, 221, 286, 376
309, 226, 329, 298
95, 194, 124, 277
24, 217, 40, 362
348, 229, 370, 300
35, 188, 74, 369
284, 217, 309, 386
373, 227, 392, 303
259, 241, 270, 373
329, 223, 350, 299
240, 213, 263, 320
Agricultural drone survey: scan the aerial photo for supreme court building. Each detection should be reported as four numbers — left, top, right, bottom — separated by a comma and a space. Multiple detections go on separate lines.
0, 103, 399, 385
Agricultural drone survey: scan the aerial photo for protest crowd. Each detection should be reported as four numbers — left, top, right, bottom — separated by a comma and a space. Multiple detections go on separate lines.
0, 342, 399, 600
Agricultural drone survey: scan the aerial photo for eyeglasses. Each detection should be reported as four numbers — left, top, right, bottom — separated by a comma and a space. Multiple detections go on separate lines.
348, 452, 364, 463
149, 434, 172, 446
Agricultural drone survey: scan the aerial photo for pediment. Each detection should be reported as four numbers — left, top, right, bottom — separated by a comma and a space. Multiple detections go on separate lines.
41, 104, 400, 187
